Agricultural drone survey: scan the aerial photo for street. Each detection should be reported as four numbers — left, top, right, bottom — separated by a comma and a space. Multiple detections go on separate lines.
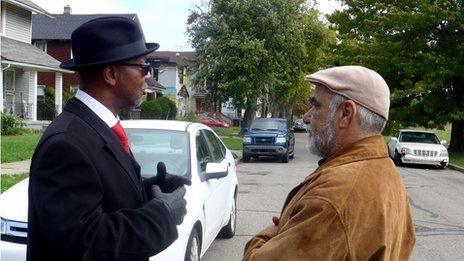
203, 133, 464, 261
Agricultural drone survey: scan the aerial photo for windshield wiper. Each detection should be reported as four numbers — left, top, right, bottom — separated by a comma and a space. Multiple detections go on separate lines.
252, 128, 264, 131
266, 128, 280, 131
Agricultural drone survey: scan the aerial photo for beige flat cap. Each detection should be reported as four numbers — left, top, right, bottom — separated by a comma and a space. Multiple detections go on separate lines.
305, 65, 390, 119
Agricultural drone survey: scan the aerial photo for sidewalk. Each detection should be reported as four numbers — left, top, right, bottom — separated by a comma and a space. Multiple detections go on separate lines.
1, 160, 31, 175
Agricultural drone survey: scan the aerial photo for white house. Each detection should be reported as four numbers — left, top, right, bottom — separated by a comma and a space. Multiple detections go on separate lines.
1, 0, 72, 125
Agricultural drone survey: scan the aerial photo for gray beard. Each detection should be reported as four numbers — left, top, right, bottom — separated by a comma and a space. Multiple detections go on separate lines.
307, 117, 339, 158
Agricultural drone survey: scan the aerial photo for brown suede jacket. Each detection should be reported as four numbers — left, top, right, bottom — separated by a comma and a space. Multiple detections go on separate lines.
243, 135, 416, 260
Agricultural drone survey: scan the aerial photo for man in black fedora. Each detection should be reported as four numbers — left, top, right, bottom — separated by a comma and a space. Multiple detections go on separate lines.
27, 16, 190, 261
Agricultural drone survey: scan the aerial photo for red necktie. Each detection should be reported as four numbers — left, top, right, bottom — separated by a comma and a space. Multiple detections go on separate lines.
111, 121, 130, 153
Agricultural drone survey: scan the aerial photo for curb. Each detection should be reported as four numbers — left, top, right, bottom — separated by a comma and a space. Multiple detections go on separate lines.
448, 164, 464, 173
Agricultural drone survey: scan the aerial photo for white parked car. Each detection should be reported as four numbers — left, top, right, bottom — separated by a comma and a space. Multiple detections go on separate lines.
387, 129, 449, 168
0, 120, 238, 261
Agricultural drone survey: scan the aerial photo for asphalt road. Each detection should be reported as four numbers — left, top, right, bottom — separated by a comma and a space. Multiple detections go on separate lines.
202, 132, 464, 261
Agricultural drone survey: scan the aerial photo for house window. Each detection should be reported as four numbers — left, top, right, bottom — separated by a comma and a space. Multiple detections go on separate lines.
34, 41, 47, 52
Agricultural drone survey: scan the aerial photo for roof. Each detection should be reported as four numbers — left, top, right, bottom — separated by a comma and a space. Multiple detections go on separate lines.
147, 78, 165, 90
121, 120, 205, 132
148, 51, 197, 68
3, 0, 51, 17
1, 36, 71, 72
400, 129, 436, 134
32, 14, 137, 40
177, 85, 190, 98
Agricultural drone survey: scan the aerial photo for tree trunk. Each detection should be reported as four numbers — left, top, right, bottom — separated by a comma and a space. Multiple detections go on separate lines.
240, 102, 257, 135
448, 120, 464, 153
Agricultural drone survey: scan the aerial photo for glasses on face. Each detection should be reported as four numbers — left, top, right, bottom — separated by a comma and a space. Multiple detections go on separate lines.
118, 62, 150, 76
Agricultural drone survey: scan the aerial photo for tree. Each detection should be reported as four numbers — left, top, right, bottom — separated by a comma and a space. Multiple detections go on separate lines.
329, 0, 464, 152
188, 0, 334, 130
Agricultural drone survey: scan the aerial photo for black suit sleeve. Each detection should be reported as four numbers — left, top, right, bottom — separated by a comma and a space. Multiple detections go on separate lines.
29, 136, 178, 260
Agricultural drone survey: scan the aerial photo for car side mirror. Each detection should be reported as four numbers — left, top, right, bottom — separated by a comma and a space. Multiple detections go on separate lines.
441, 140, 447, 145
390, 137, 398, 142
201, 162, 228, 182
243, 128, 248, 133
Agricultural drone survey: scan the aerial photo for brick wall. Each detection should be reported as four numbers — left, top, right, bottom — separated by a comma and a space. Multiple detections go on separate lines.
37, 40, 80, 91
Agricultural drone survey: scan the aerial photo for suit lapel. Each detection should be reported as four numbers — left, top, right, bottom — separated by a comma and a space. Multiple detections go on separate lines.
64, 98, 142, 195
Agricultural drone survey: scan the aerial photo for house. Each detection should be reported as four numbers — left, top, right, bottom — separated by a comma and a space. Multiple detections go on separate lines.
31, 7, 146, 119
148, 51, 216, 116
1, 0, 72, 124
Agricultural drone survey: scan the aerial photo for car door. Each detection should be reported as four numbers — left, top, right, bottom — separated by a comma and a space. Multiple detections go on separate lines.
195, 129, 228, 246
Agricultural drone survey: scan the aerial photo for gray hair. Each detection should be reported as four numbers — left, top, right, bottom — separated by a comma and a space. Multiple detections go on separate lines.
328, 92, 386, 134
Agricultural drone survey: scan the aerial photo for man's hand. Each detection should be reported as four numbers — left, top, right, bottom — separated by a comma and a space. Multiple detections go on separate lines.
144, 162, 192, 196
152, 185, 187, 225
272, 216, 280, 226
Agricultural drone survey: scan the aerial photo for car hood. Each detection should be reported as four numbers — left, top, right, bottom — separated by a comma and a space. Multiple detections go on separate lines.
398, 142, 447, 151
247, 130, 286, 136
0, 178, 29, 222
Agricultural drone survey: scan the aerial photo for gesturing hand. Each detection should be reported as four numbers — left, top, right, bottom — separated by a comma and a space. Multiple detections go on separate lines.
144, 162, 192, 197
152, 185, 187, 225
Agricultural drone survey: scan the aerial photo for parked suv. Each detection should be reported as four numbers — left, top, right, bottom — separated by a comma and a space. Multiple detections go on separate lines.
242, 118, 295, 163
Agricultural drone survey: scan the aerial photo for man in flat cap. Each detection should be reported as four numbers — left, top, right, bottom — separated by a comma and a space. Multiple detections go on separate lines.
243, 66, 415, 260
28, 17, 190, 261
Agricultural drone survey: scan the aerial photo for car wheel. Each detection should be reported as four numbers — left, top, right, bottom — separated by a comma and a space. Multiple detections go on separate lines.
281, 151, 289, 163
184, 229, 200, 261
393, 150, 402, 166
243, 154, 251, 162
218, 194, 236, 239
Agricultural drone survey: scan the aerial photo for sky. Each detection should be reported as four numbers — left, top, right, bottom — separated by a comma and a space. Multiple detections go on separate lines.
32, 0, 342, 51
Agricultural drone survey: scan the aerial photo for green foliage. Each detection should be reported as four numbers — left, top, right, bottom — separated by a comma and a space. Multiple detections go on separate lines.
178, 112, 198, 122
1, 113, 28, 135
188, 0, 335, 122
1, 173, 29, 193
119, 108, 132, 120
140, 97, 177, 120
1, 132, 42, 163
328, 0, 464, 151
44, 86, 77, 109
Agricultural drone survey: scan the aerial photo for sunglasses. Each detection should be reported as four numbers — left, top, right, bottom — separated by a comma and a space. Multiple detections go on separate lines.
118, 62, 151, 76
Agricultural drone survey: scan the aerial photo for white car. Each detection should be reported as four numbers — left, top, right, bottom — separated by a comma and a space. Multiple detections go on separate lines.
0, 120, 238, 261
387, 129, 449, 168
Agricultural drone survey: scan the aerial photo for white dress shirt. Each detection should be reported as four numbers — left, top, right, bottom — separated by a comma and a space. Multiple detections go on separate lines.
75, 89, 118, 128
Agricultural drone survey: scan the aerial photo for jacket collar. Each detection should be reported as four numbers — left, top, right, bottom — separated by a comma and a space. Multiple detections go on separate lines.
306, 135, 388, 182
283, 135, 389, 210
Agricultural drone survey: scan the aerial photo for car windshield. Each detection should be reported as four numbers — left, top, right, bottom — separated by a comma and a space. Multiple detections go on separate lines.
250, 119, 287, 131
126, 129, 190, 179
399, 132, 440, 144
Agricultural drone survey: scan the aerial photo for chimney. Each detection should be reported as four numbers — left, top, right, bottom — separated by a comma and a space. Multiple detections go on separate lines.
63, 5, 72, 14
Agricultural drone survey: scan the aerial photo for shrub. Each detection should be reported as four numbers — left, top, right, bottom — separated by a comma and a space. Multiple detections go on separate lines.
179, 112, 198, 122
140, 97, 177, 120
1, 113, 28, 135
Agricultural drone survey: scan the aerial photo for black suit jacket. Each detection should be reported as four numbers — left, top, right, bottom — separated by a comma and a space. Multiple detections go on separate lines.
27, 98, 178, 261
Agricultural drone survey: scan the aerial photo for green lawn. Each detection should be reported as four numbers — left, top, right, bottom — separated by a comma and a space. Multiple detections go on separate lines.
1, 173, 29, 193
450, 152, 464, 168
212, 127, 241, 137
1, 133, 42, 163
220, 137, 243, 151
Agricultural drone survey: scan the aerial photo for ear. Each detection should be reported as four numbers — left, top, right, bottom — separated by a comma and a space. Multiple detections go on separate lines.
338, 100, 357, 128
102, 66, 117, 86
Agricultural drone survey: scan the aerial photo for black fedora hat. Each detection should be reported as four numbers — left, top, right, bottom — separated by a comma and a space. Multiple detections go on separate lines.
60, 16, 159, 70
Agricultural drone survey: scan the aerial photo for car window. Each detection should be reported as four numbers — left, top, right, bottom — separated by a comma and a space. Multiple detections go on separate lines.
399, 132, 440, 144
196, 131, 210, 172
203, 129, 225, 162
250, 119, 287, 131
126, 129, 190, 179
